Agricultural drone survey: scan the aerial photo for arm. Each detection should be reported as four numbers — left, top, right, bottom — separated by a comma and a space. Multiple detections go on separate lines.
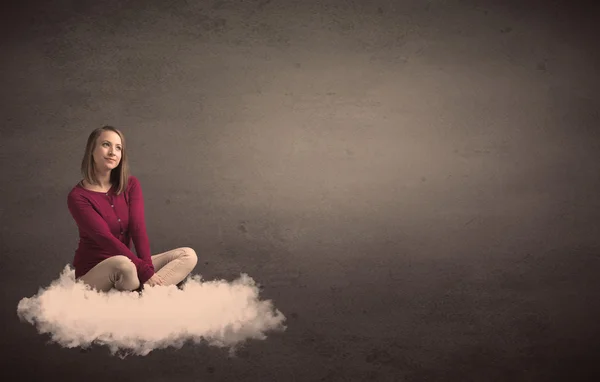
67, 192, 154, 284
127, 176, 155, 272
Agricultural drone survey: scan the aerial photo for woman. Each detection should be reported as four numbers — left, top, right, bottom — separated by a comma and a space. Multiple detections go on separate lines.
67, 126, 198, 292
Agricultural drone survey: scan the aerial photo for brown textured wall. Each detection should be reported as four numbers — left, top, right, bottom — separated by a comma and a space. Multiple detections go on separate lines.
2, 0, 599, 380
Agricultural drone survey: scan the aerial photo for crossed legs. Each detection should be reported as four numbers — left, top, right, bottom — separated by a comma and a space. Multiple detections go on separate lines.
78, 247, 198, 292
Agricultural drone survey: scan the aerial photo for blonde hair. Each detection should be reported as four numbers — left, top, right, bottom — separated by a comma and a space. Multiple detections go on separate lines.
80, 126, 131, 195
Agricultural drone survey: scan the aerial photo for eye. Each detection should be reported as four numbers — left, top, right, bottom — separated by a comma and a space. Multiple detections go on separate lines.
102, 142, 122, 150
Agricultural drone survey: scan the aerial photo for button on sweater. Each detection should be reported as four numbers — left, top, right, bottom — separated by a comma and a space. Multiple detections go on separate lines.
67, 175, 155, 284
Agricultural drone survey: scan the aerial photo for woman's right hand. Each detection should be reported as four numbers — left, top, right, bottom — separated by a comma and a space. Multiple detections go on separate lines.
145, 273, 165, 287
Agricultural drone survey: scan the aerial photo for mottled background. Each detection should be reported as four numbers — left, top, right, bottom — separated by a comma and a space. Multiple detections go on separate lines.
1, 0, 599, 380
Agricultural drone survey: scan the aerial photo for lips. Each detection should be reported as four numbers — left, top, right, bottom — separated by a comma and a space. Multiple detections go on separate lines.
106, 158, 116, 162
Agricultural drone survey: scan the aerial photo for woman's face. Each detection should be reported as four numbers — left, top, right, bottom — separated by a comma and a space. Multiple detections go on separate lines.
93, 130, 122, 171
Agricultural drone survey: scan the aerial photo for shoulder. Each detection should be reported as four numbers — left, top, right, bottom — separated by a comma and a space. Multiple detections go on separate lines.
127, 175, 140, 188
68, 183, 84, 199
67, 185, 89, 206
125, 175, 143, 194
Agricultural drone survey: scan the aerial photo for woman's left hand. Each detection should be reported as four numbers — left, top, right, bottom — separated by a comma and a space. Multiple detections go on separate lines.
145, 273, 166, 287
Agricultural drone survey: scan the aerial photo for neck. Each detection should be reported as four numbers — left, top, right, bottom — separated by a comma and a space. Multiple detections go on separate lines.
94, 169, 112, 188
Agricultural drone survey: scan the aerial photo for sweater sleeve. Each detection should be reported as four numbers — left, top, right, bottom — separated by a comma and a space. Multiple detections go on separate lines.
67, 191, 155, 284
127, 176, 155, 273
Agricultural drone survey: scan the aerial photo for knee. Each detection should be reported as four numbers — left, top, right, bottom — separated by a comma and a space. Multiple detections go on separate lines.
113, 255, 136, 273
111, 256, 139, 291
180, 247, 198, 268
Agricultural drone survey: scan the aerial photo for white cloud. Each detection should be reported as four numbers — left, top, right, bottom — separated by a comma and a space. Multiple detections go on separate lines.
17, 265, 286, 358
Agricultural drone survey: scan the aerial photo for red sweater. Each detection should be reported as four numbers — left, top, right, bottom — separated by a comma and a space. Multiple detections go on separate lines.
67, 175, 155, 284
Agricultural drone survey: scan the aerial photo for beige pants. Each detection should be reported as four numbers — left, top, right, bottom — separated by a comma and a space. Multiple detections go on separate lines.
78, 247, 198, 292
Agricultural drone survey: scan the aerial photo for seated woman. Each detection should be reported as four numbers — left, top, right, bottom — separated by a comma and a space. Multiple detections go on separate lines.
67, 125, 197, 292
